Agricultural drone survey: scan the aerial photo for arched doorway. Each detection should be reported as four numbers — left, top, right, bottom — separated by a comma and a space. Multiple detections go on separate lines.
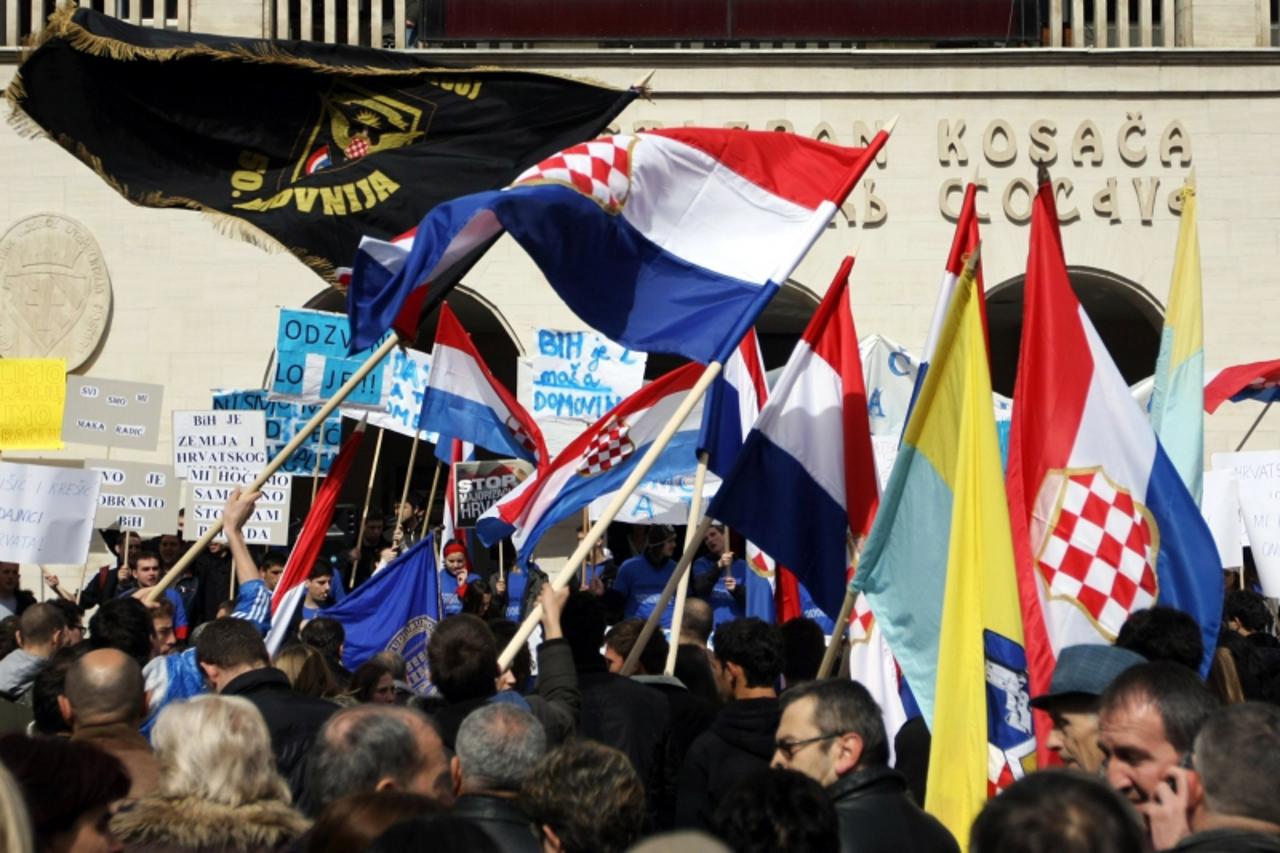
984, 266, 1164, 398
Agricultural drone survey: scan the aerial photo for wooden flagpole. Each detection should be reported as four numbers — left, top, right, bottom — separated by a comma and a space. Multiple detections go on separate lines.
580, 507, 591, 588
393, 430, 422, 548
310, 428, 323, 504
353, 426, 386, 567
146, 334, 402, 603
817, 537, 861, 679
621, 516, 714, 677
420, 459, 443, 541
663, 452, 709, 675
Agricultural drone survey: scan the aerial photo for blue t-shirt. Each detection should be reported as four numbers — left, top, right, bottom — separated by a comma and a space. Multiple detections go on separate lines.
503, 570, 527, 622
693, 556, 747, 625
613, 555, 677, 628
440, 570, 480, 617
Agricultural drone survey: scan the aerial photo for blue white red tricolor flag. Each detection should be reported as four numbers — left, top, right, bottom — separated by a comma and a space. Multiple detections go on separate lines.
707, 256, 880, 619
1204, 358, 1280, 412
439, 437, 475, 556
1006, 177, 1223, 758
419, 302, 546, 467
476, 363, 707, 562
346, 127, 891, 364
698, 328, 769, 479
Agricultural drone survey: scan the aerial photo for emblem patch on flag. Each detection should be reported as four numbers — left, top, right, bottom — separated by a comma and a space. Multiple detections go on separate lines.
514, 136, 634, 213
1034, 467, 1160, 637
505, 415, 539, 456
579, 419, 635, 476
985, 630, 1035, 797
848, 592, 877, 645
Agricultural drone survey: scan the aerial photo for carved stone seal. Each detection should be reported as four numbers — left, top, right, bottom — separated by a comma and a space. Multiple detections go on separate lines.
0, 213, 112, 371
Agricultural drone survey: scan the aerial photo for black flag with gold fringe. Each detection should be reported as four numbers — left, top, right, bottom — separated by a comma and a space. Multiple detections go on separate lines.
7, 8, 637, 281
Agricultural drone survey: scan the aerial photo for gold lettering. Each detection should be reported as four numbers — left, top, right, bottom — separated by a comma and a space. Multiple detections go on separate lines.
294, 187, 319, 213
320, 186, 347, 216
368, 171, 401, 202
342, 183, 364, 213
356, 178, 377, 209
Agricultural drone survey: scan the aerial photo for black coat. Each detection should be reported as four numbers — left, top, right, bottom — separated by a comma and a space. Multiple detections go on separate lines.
675, 696, 780, 830
828, 765, 959, 853
575, 660, 670, 792
635, 675, 717, 831
1173, 829, 1280, 852
452, 794, 540, 853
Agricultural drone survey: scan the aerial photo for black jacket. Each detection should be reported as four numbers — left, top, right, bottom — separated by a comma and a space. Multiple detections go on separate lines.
221, 667, 338, 800
828, 765, 959, 853
1173, 829, 1280, 852
635, 675, 717, 831
675, 696, 780, 830
452, 794, 540, 853
574, 659, 670, 805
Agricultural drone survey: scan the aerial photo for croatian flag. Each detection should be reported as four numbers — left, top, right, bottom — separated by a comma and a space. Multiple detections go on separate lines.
1006, 177, 1223, 753
347, 127, 891, 364
477, 363, 707, 561
698, 328, 769, 478
439, 437, 475, 555
707, 256, 880, 619
419, 302, 546, 467
1204, 358, 1280, 412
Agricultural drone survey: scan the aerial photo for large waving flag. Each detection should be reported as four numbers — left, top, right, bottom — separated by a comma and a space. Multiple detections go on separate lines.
706, 256, 880, 619
1204, 358, 1280, 411
1006, 177, 1223, 757
1150, 179, 1205, 502
348, 127, 891, 363
420, 303, 547, 467
476, 363, 707, 560
698, 329, 769, 478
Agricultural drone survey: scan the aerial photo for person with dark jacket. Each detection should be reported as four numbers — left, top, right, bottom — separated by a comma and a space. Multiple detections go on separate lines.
450, 703, 545, 853
772, 679, 959, 853
195, 618, 337, 798
676, 617, 784, 830
0, 562, 37, 620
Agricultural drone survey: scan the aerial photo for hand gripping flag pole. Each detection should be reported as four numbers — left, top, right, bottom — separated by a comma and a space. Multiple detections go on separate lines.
145, 334, 403, 605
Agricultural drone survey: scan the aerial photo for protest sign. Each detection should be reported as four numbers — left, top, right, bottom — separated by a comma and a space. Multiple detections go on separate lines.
63, 375, 164, 451
213, 389, 341, 475
0, 460, 99, 564
589, 471, 722, 526
1212, 450, 1280, 596
861, 336, 918, 439
270, 308, 390, 409
341, 347, 438, 439
1201, 468, 1244, 570
172, 410, 267, 478
85, 459, 179, 535
182, 468, 292, 545
0, 359, 66, 450
453, 460, 534, 528
518, 329, 646, 455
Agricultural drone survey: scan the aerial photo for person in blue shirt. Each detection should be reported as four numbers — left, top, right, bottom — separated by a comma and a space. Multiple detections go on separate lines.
441, 540, 481, 618
609, 525, 679, 629
691, 522, 747, 626
299, 563, 336, 622
118, 549, 189, 642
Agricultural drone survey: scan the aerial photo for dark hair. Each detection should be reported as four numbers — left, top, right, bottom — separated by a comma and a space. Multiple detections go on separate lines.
1100, 661, 1220, 753
780, 679, 889, 767
461, 579, 495, 618
309, 561, 335, 581
352, 661, 395, 703
559, 592, 607, 665
88, 597, 153, 668
131, 548, 161, 568
487, 619, 532, 691
427, 615, 497, 703
1115, 606, 1204, 672
18, 603, 66, 647
301, 617, 346, 660
712, 618, 784, 688
195, 618, 270, 670
712, 767, 839, 853
45, 598, 82, 627
674, 644, 721, 707
370, 816, 500, 853
605, 618, 668, 676
780, 617, 825, 685
0, 734, 131, 849
215, 599, 237, 617
306, 791, 443, 853
1195, 702, 1280, 826
0, 616, 20, 660
1224, 590, 1273, 635
680, 599, 713, 645
519, 741, 646, 853
31, 645, 90, 735
262, 553, 288, 571
971, 769, 1146, 853
151, 595, 175, 621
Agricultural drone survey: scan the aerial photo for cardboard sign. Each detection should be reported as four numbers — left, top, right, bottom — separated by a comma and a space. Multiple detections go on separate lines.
589, 471, 723, 526
0, 460, 100, 564
342, 347, 439, 439
270, 308, 390, 409
519, 329, 647, 456
1212, 450, 1280, 596
62, 375, 164, 451
85, 459, 179, 535
182, 468, 292, 545
213, 389, 341, 475
453, 460, 534, 528
0, 359, 66, 450
172, 410, 268, 478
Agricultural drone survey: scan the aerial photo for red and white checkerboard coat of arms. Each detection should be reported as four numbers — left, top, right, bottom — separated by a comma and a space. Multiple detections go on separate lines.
579, 419, 635, 476
1034, 468, 1159, 638
513, 136, 635, 213
504, 416, 538, 457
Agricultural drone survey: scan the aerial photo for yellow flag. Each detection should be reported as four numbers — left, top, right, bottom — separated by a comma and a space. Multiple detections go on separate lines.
0, 359, 67, 450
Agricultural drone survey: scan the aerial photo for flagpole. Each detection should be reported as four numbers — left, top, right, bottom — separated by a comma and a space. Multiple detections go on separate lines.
393, 430, 422, 548
663, 452, 709, 676
621, 516, 714, 677
580, 507, 590, 589
817, 537, 859, 679
145, 334, 402, 604
1235, 400, 1273, 452
310, 428, 323, 504
354, 426, 386, 564
498, 362, 723, 671
421, 459, 443, 541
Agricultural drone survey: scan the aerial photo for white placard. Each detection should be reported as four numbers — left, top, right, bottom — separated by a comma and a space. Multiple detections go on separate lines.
172, 410, 268, 478
85, 459, 180, 536
1201, 468, 1244, 570
341, 347, 439, 440
590, 471, 723, 526
0, 461, 100, 564
1212, 450, 1280, 596
182, 468, 292, 545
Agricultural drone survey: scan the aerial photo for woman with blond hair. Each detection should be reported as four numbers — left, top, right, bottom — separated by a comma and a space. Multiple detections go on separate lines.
112, 695, 309, 851
274, 643, 343, 701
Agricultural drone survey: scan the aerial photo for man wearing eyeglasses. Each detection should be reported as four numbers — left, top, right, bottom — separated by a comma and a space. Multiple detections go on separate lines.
771, 679, 959, 853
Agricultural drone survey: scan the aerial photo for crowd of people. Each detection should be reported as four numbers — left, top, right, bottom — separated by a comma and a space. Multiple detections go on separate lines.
0, 486, 1277, 852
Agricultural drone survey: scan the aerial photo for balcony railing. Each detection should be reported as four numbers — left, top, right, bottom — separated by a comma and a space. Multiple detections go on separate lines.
3, 0, 188, 47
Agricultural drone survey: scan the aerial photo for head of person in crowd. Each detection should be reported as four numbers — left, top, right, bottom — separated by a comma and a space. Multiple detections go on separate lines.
604, 617, 668, 675
0, 732, 131, 853
306, 705, 453, 815
779, 617, 825, 687
0, 562, 19, 598
131, 549, 163, 589
486, 618, 532, 693
301, 616, 346, 665
88, 597, 154, 668
559, 591, 610, 669
442, 541, 471, 583
369, 815, 501, 853
112, 532, 141, 564
462, 578, 498, 619
304, 562, 335, 609
60, 648, 146, 732
970, 770, 1147, 853
275, 642, 342, 699
1223, 590, 1273, 638
262, 553, 287, 592
45, 599, 85, 647
1115, 606, 1205, 672
643, 524, 677, 566
519, 740, 646, 853
711, 618, 784, 702
156, 534, 182, 569
194, 618, 272, 694
352, 660, 397, 705
30, 646, 90, 736
1027, 644, 1147, 773
362, 512, 386, 547
675, 643, 722, 707
149, 596, 177, 658
427, 615, 500, 702
772, 679, 888, 785
16, 602, 69, 659
453, 703, 547, 797
1098, 661, 1219, 809
679, 598, 714, 649
1182, 702, 1280, 840
214, 598, 237, 620
306, 791, 444, 853
712, 767, 839, 853
0, 615, 20, 660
